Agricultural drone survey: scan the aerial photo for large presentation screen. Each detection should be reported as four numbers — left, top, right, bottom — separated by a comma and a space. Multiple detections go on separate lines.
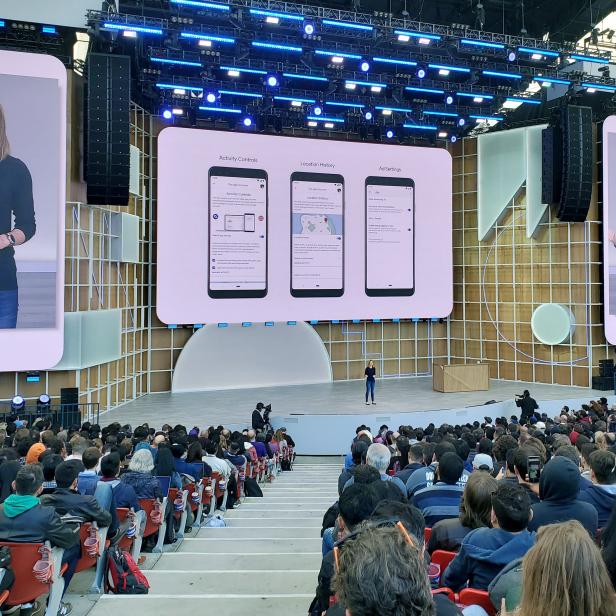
0, 51, 66, 371
604, 116, 616, 344
157, 128, 452, 324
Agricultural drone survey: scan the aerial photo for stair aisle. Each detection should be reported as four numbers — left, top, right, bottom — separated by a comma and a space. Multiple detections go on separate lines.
85, 461, 341, 616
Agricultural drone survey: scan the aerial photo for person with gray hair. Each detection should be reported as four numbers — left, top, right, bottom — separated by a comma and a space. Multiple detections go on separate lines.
120, 449, 162, 500
343, 443, 406, 496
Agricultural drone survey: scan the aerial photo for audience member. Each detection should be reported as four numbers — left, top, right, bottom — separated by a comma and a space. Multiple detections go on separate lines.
578, 449, 616, 527
343, 444, 406, 496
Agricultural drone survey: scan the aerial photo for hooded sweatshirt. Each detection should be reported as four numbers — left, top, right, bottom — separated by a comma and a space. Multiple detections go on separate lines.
578, 483, 616, 527
442, 526, 535, 592
3, 494, 39, 518
528, 457, 598, 535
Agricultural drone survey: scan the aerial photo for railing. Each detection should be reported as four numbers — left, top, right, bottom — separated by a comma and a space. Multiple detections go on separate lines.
0, 403, 100, 427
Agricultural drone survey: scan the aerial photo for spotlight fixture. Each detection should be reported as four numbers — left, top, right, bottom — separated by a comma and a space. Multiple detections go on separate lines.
205, 92, 217, 103
313, 105, 322, 116
162, 109, 173, 119
267, 75, 279, 87
417, 68, 426, 79
360, 60, 371, 72
438, 131, 448, 138
450, 135, 458, 143
243, 116, 253, 127
365, 110, 373, 121
445, 95, 454, 105
507, 50, 516, 62
386, 129, 394, 139
304, 22, 315, 35
458, 118, 466, 126
11, 396, 25, 413
37, 394, 51, 412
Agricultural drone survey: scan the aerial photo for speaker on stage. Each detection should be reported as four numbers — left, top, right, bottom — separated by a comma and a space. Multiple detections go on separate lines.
556, 105, 593, 222
85, 53, 131, 206
60, 387, 80, 426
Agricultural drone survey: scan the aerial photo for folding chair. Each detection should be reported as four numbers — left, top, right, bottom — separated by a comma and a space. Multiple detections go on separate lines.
458, 588, 496, 616
430, 550, 457, 579
0, 542, 65, 616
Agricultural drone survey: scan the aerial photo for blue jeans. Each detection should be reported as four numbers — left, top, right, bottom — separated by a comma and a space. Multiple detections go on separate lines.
366, 379, 375, 402
0, 289, 18, 329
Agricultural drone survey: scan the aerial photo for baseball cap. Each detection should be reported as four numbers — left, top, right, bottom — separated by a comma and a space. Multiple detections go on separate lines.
472, 453, 494, 471
535, 421, 546, 432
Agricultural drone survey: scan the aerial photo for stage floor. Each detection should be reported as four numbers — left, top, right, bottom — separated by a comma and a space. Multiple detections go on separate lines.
102, 377, 610, 429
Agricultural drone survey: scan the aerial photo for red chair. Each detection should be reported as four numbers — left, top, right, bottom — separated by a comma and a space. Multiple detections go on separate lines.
432, 588, 455, 602
430, 550, 457, 579
458, 588, 496, 616
0, 542, 65, 615
0, 590, 9, 606
139, 498, 167, 553
116, 508, 135, 552
424, 527, 432, 544
75, 523, 104, 574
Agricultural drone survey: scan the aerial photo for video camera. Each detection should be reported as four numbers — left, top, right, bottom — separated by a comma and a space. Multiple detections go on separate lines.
263, 404, 272, 422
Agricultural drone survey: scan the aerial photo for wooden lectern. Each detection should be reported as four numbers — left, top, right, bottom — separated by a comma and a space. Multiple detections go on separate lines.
432, 362, 490, 393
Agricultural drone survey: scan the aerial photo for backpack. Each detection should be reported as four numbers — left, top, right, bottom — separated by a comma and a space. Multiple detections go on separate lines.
204, 514, 226, 528
105, 546, 149, 594
280, 459, 292, 471
244, 477, 263, 497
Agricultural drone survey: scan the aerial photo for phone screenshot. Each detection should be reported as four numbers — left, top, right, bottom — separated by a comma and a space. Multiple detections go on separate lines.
290, 172, 344, 297
208, 167, 267, 298
365, 176, 415, 297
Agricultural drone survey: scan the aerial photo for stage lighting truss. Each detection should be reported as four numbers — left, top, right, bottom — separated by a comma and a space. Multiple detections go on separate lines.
86, 4, 609, 142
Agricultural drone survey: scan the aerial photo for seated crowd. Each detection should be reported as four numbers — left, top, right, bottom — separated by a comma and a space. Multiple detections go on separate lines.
0, 417, 295, 615
315, 396, 616, 616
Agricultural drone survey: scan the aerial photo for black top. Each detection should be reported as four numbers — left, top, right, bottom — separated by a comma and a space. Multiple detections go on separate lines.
252, 409, 265, 430
0, 156, 36, 290
365, 366, 376, 381
515, 395, 538, 418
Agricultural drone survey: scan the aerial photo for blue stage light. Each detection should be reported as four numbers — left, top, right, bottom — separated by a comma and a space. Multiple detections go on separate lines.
157, 83, 203, 92
42, 26, 57, 34
287, 321, 297, 325
451, 135, 458, 143
376, 105, 413, 113
386, 129, 394, 139
198, 106, 242, 114
242, 322, 252, 327
283, 72, 328, 82
518, 46, 560, 58
482, 70, 522, 79
103, 22, 163, 35
313, 106, 323, 115
0, 21, 4, 27
507, 50, 517, 62
429, 63, 471, 74
304, 22, 315, 35
306, 115, 345, 123
151, 57, 202, 67
417, 68, 426, 79
267, 75, 279, 87
403, 123, 438, 130
218, 90, 263, 98
582, 82, 616, 92
394, 30, 441, 42
460, 38, 505, 49
470, 114, 503, 122
221, 66, 267, 76
325, 101, 365, 108
372, 56, 418, 67
456, 92, 494, 100
265, 322, 275, 327
458, 118, 466, 126
424, 110, 459, 117
275, 96, 316, 104
445, 95, 454, 105
170, 0, 230, 10
322, 19, 373, 31
365, 111, 373, 120
533, 76, 571, 85
205, 92, 217, 103
180, 31, 235, 43
250, 8, 304, 21
252, 41, 303, 52
162, 110, 173, 119
315, 49, 362, 60
406, 86, 444, 95
360, 60, 371, 72
505, 97, 541, 105
569, 53, 608, 64
243, 117, 253, 127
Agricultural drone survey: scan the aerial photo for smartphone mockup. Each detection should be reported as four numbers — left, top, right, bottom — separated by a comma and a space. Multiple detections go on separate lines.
290, 172, 345, 298
365, 176, 415, 297
208, 166, 268, 299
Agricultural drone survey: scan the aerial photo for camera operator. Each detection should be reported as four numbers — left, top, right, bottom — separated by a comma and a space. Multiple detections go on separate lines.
252, 402, 265, 431
515, 389, 538, 423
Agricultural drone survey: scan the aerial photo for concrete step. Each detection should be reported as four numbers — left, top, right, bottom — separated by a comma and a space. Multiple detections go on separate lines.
223, 517, 323, 528
223, 510, 325, 519
88, 595, 314, 616
196, 526, 319, 539
176, 537, 322, 554
143, 570, 316, 595
154, 552, 322, 571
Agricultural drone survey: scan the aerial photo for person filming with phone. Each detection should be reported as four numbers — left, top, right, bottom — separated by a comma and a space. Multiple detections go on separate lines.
515, 390, 539, 423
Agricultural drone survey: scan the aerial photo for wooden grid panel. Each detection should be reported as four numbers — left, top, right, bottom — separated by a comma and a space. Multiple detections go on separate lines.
448, 136, 611, 387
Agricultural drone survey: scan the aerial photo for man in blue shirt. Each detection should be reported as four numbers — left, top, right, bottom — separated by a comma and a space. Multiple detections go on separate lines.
412, 452, 465, 527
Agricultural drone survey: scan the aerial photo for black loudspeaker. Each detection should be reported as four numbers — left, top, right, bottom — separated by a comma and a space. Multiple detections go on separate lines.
541, 126, 561, 204
556, 105, 593, 222
86, 53, 131, 206
60, 387, 79, 408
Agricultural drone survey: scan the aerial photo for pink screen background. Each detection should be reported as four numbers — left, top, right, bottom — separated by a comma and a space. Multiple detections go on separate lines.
157, 128, 452, 324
